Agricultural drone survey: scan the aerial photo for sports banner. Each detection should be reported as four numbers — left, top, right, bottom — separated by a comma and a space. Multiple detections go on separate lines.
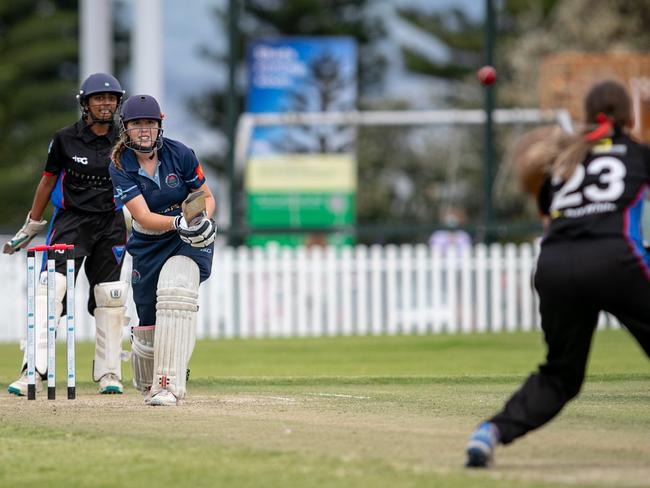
245, 37, 357, 246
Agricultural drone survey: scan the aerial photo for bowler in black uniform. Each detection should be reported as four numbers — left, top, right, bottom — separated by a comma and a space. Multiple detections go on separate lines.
466, 80, 650, 467
5, 73, 130, 396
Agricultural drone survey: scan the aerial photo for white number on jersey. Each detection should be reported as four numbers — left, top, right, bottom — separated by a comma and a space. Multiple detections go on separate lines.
550, 156, 626, 212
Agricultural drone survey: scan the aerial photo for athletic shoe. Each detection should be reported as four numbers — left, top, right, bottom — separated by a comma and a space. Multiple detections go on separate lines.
466, 422, 499, 468
98, 373, 123, 394
148, 389, 179, 406
7, 369, 43, 397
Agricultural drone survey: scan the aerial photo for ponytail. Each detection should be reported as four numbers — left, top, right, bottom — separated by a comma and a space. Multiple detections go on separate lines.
111, 132, 128, 171
552, 130, 607, 181
511, 125, 571, 195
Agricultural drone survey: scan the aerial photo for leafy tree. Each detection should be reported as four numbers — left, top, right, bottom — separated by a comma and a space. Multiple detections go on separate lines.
357, 124, 484, 238
498, 0, 650, 106
363, 6, 488, 239
396, 7, 483, 84
0, 0, 78, 229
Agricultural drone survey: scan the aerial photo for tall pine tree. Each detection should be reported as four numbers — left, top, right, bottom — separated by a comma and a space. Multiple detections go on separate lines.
0, 0, 78, 228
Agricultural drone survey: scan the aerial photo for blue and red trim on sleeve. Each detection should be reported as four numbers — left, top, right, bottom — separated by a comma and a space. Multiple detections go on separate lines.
623, 183, 650, 279
49, 173, 65, 209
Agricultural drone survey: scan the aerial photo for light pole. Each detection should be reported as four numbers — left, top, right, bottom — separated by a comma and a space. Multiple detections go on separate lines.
482, 0, 496, 242
226, 0, 240, 245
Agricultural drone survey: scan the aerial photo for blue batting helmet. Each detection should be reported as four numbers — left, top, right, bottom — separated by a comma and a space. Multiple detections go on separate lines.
120, 95, 164, 153
120, 94, 164, 124
78, 73, 125, 104
77, 73, 124, 123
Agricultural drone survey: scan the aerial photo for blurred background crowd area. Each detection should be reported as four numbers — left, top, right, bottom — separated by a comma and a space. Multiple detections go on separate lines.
1, 0, 649, 244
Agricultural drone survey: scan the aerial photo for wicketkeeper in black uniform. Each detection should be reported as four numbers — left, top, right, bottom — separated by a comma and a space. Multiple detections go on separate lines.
466, 80, 650, 467
4, 73, 131, 396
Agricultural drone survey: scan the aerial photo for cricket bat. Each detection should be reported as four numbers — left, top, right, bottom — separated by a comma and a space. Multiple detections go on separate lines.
182, 190, 206, 226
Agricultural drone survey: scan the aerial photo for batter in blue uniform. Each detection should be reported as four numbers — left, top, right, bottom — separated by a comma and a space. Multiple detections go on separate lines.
110, 94, 216, 406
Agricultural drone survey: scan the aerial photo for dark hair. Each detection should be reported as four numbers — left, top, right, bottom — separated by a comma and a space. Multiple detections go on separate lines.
110, 132, 128, 171
553, 80, 632, 180
585, 80, 631, 127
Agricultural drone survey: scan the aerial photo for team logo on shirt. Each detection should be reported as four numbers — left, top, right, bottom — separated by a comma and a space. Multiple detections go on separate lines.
112, 245, 126, 265
131, 269, 141, 284
196, 163, 204, 180
165, 173, 180, 188
72, 155, 88, 165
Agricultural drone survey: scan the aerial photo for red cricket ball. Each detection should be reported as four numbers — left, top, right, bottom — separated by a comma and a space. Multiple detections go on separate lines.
477, 65, 497, 86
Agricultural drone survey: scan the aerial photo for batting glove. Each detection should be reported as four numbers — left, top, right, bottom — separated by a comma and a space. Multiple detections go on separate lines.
3, 213, 48, 254
174, 215, 216, 248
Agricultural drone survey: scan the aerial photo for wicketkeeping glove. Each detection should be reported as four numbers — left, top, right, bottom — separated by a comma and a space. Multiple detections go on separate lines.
3, 213, 48, 254
173, 215, 216, 248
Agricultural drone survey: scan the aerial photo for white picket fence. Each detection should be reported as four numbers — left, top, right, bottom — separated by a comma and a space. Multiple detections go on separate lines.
0, 241, 620, 343
212, 243, 539, 339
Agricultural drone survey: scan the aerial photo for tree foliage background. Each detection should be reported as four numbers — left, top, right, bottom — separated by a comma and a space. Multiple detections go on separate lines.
2, 0, 649, 240
193, 1, 489, 243
0, 0, 78, 230
198, 0, 649, 242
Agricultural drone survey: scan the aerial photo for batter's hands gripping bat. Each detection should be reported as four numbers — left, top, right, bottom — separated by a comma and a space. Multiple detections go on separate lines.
181, 190, 206, 227
177, 190, 216, 247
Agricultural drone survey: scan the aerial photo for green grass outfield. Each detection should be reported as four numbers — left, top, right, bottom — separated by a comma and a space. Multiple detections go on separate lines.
0, 330, 648, 488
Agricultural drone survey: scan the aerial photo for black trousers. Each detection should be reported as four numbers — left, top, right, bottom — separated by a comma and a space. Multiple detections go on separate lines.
44, 208, 127, 315
490, 238, 650, 444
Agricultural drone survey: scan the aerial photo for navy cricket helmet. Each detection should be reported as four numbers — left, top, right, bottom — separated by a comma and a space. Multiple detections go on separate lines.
120, 95, 164, 153
77, 73, 124, 122
120, 94, 164, 124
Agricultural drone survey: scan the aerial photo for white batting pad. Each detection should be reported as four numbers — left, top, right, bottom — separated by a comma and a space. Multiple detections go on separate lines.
93, 281, 129, 382
152, 256, 199, 400
94, 280, 130, 307
22, 272, 66, 375
131, 326, 154, 392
